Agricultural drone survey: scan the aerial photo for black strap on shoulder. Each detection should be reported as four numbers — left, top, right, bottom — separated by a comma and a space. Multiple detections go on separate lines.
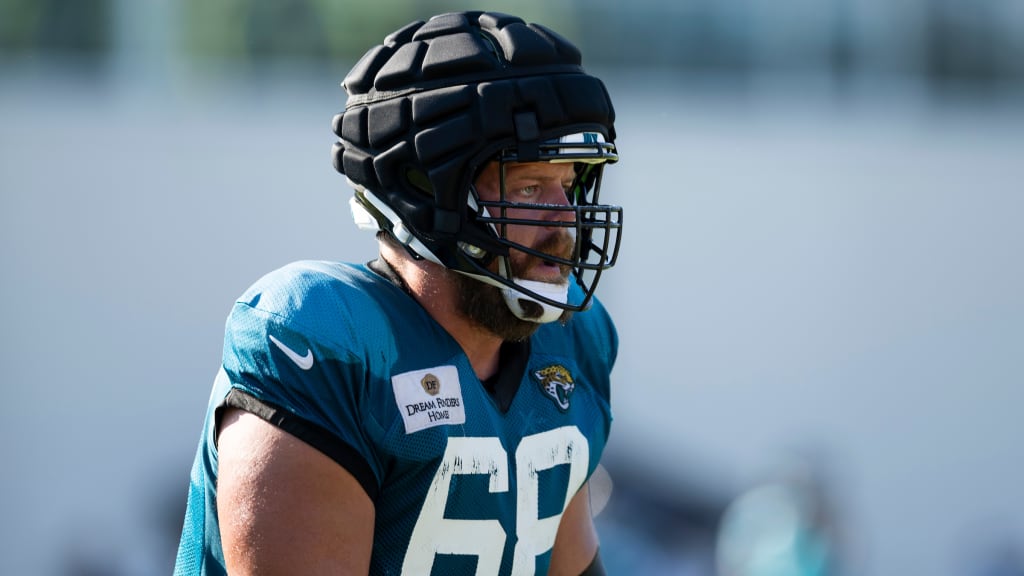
580, 549, 606, 576
218, 388, 380, 502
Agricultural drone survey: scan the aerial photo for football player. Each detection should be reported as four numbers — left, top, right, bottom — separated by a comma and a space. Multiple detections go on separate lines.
174, 10, 622, 576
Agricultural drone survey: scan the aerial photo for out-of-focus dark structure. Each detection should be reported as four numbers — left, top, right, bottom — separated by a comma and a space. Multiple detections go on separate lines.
5, 0, 1023, 88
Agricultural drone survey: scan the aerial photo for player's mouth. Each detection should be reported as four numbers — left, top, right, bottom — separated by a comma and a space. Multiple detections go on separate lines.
524, 245, 573, 283
507, 230, 575, 283
531, 258, 570, 282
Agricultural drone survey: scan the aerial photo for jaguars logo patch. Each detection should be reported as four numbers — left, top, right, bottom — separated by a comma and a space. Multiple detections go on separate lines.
533, 365, 575, 412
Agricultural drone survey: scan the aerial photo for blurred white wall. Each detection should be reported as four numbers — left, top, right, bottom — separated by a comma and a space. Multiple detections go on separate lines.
1, 3, 1023, 575
599, 73, 1024, 576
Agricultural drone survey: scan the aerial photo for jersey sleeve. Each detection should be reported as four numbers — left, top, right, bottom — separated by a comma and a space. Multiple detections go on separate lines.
216, 266, 385, 501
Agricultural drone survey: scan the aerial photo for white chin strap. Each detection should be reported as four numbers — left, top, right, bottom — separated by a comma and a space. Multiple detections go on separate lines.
351, 185, 569, 324
501, 279, 569, 324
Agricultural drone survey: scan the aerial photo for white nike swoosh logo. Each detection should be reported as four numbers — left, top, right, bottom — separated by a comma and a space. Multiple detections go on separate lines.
269, 334, 314, 370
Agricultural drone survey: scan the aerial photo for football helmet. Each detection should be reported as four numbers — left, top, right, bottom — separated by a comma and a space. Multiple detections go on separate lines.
332, 11, 621, 322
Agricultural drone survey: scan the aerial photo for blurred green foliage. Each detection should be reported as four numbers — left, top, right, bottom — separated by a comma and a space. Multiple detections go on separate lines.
2, 0, 1019, 85
0, 0, 111, 54
181, 0, 576, 64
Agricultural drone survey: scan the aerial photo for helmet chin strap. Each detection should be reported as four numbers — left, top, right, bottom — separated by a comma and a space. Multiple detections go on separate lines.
463, 197, 569, 324
458, 265, 570, 324
353, 185, 571, 324
501, 279, 568, 324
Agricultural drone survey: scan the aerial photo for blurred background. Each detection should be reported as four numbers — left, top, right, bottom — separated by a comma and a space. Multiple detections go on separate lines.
2, 0, 1022, 574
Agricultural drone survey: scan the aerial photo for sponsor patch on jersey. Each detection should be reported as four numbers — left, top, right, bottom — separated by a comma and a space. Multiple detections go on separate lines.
392, 365, 466, 433
533, 364, 575, 412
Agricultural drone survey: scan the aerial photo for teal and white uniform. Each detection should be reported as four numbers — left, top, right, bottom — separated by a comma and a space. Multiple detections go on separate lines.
174, 260, 616, 575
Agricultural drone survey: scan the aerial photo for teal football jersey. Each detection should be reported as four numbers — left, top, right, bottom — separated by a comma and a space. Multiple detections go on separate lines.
174, 261, 616, 575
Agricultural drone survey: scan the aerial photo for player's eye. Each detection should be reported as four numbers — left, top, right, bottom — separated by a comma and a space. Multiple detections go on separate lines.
516, 185, 541, 199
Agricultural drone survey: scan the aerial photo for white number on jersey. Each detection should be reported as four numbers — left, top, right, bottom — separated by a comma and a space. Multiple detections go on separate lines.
401, 426, 589, 575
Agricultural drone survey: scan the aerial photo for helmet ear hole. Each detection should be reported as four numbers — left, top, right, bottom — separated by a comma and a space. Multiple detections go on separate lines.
405, 167, 433, 195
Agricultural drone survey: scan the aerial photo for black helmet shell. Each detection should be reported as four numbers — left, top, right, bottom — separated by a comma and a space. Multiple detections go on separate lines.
332, 11, 616, 267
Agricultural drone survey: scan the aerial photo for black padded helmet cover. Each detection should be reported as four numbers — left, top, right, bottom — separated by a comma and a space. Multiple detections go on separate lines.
332, 11, 617, 271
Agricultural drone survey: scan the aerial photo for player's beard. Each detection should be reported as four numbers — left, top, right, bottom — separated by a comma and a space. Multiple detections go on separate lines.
454, 232, 575, 341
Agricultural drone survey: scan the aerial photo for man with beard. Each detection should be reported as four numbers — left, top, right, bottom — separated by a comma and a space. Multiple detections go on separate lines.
175, 11, 623, 576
